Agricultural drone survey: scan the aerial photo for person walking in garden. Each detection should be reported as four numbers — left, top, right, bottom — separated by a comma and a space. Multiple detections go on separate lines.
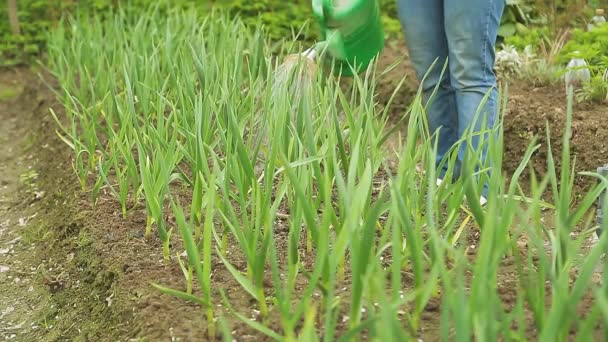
397, 0, 506, 205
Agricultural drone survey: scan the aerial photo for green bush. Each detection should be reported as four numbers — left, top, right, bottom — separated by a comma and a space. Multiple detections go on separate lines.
1, 0, 406, 65
223, 0, 317, 42
504, 27, 553, 51
1, 0, 52, 65
556, 24, 608, 104
0, 0, 206, 65
558, 24, 608, 67
576, 72, 608, 103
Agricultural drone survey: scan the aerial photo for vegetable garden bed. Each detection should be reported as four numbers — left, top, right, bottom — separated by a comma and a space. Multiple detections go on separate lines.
1, 4, 608, 342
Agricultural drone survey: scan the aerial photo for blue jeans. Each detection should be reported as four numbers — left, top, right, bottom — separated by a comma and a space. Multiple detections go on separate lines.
396, 0, 505, 198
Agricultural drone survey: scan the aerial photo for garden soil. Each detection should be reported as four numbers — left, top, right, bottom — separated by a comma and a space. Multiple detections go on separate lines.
0, 41, 606, 341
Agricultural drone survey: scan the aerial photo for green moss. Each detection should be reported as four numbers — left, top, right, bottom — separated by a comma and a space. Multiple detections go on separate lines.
30, 205, 123, 341
16, 91, 125, 341
77, 230, 94, 248
0, 83, 21, 100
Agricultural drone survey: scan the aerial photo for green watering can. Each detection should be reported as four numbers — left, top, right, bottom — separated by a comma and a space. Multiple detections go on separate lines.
310, 0, 385, 76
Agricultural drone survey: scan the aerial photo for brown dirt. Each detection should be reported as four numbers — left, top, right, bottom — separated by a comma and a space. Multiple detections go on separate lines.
0, 41, 606, 342
503, 82, 608, 196
0, 66, 131, 341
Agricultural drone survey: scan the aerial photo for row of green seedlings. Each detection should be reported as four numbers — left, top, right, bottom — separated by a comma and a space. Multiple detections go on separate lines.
45, 6, 608, 341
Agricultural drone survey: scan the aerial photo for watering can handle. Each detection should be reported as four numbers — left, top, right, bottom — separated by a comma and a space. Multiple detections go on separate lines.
321, 0, 333, 24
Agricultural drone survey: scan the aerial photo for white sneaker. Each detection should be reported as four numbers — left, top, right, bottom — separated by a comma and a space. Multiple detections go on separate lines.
436, 177, 487, 207
480, 196, 487, 206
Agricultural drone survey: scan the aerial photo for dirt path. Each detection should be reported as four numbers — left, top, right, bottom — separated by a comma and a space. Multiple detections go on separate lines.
0, 68, 126, 342
0, 68, 51, 341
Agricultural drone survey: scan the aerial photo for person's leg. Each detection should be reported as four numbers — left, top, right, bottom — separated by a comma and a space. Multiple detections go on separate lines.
444, 0, 505, 198
397, 0, 459, 180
